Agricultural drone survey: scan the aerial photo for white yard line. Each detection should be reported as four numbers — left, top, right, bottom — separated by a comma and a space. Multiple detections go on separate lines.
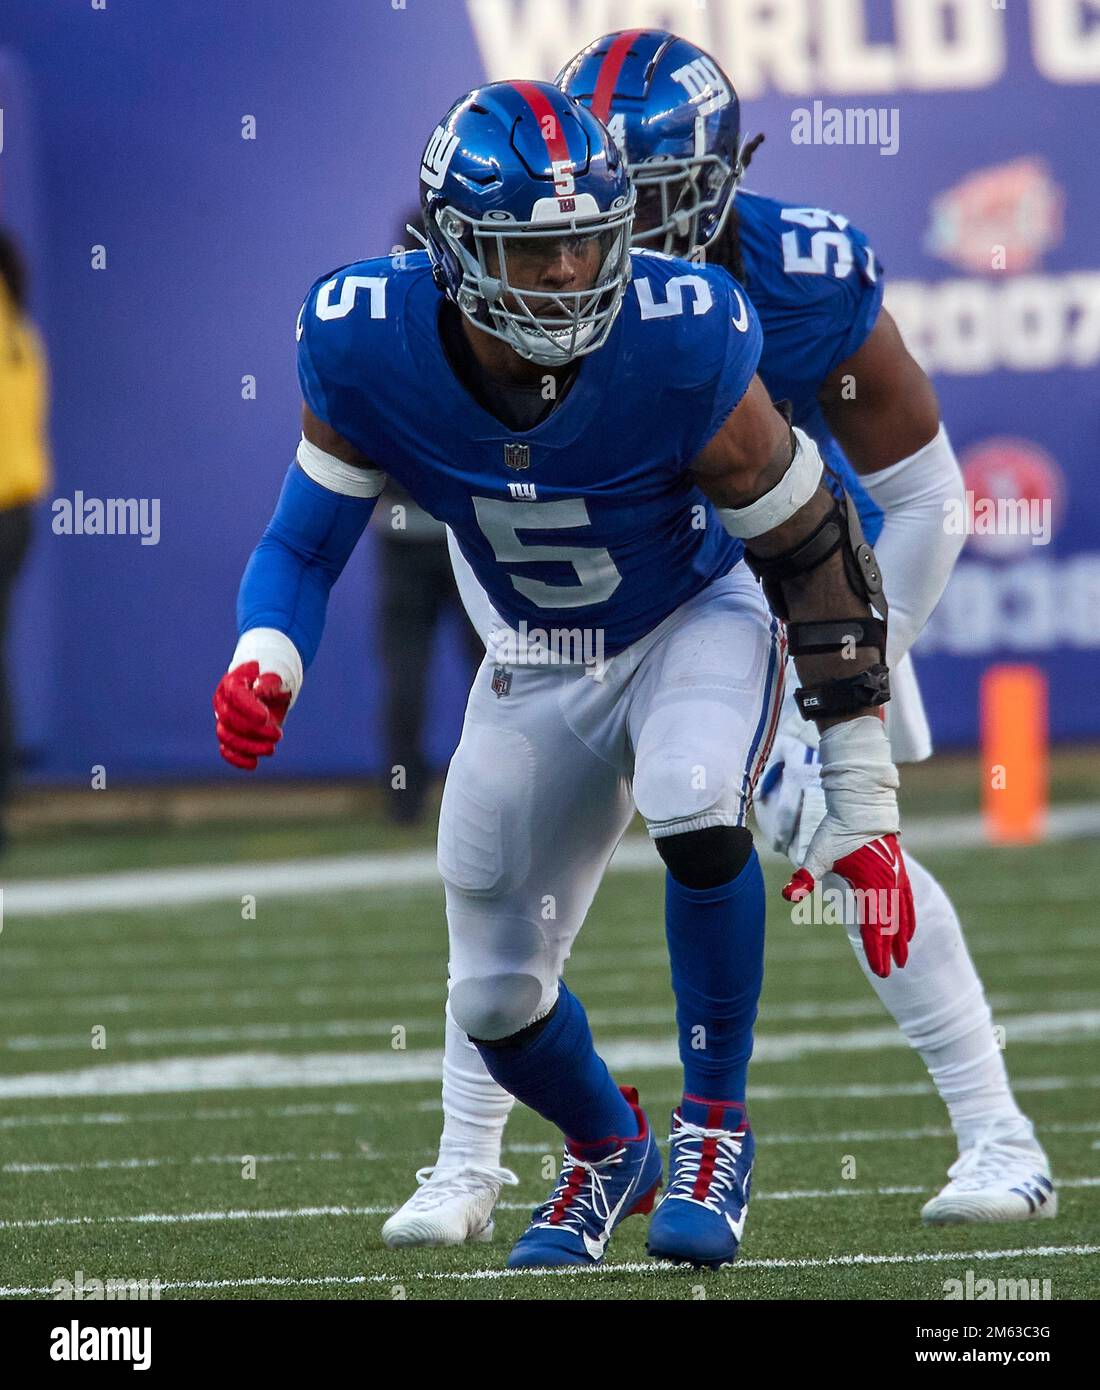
5, 803, 1099, 919
10, 1124, 1100, 1174
1, 1011, 1098, 1099
2, 1151, 344, 1175
7, 1007, 1099, 1059
502, 1120, 1100, 1154
0, 1102, 368, 1129
2, 1243, 1098, 1296
3, 1075, 1097, 1128
1, 1183, 1097, 1235
3, 970, 450, 1007
4, 1019, 410, 1053
4, 987, 1091, 1028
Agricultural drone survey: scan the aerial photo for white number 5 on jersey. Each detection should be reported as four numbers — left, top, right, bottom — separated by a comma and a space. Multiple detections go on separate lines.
635, 274, 714, 320
473, 496, 621, 609
314, 275, 387, 322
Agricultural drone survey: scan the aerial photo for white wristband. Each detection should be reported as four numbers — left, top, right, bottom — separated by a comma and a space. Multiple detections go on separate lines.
229, 627, 304, 709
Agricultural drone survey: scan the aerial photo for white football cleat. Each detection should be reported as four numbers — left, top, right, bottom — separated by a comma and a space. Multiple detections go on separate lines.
921, 1122, 1057, 1225
381, 1164, 519, 1249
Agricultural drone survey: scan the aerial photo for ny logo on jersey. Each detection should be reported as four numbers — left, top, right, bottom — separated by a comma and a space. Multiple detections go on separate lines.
508, 481, 537, 500
503, 442, 531, 470
421, 124, 460, 189
670, 57, 730, 118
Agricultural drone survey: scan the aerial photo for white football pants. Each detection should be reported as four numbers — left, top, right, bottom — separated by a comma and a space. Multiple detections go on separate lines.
437, 564, 783, 1050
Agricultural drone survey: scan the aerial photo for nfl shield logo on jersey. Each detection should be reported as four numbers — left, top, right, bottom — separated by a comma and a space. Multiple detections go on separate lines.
490, 666, 512, 699
503, 442, 531, 470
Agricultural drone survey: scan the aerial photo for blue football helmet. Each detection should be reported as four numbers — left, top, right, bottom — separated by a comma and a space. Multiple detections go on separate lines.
419, 80, 634, 366
558, 31, 743, 255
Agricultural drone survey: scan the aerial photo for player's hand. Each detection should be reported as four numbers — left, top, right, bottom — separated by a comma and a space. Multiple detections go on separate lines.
779, 716, 916, 977
213, 660, 291, 770
784, 833, 914, 977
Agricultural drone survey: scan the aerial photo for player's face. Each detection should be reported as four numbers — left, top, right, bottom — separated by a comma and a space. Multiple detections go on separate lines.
632, 184, 665, 239
490, 229, 611, 304
460, 209, 633, 363
631, 172, 696, 255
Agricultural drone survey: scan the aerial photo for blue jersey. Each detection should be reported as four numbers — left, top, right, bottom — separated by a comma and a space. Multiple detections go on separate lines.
732, 189, 885, 541
297, 250, 762, 655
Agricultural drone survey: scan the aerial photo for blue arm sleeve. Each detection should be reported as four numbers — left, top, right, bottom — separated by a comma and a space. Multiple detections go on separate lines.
237, 462, 377, 669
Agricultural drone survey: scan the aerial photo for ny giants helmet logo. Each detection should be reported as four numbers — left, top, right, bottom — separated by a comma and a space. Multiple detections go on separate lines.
669, 55, 731, 117
421, 125, 460, 189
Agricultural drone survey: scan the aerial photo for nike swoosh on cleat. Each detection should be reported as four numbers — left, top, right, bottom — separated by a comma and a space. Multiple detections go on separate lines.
724, 1163, 753, 1244
582, 1188, 631, 1261
724, 1207, 748, 1243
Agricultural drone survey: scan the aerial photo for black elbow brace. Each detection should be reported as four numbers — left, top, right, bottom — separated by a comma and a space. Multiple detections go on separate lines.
743, 493, 892, 720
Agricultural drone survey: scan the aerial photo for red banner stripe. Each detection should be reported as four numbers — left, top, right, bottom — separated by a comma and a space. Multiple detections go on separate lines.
591, 29, 643, 123
509, 80, 571, 169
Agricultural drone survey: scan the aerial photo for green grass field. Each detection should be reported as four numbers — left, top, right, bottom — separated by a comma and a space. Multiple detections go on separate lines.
1, 804, 1098, 1301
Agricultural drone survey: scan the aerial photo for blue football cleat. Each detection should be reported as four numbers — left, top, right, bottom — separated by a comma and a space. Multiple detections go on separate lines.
507, 1086, 662, 1268
646, 1098, 754, 1269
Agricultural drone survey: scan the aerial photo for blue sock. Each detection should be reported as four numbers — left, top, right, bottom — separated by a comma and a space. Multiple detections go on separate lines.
665, 849, 766, 1102
470, 982, 637, 1146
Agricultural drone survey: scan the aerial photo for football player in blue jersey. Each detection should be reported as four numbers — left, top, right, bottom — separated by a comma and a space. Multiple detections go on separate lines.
215, 77, 920, 1270
384, 35, 1055, 1251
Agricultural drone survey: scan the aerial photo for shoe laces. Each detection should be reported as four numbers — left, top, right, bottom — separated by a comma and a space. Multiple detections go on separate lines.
666, 1116, 745, 1212
530, 1145, 626, 1235
405, 1164, 518, 1211
945, 1128, 1041, 1193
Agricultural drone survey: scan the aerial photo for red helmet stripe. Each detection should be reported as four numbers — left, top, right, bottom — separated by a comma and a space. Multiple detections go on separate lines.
509, 80, 572, 170
590, 29, 643, 122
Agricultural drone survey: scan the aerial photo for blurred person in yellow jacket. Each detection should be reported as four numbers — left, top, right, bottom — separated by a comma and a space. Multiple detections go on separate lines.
0, 229, 50, 845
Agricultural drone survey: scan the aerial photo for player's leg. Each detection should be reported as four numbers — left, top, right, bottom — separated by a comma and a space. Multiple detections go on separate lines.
628, 567, 785, 1267
846, 851, 1054, 1224
381, 994, 519, 1249
436, 657, 660, 1266
383, 540, 519, 1248
755, 721, 1055, 1224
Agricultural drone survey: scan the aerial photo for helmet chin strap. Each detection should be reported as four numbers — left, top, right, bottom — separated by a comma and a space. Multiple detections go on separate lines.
404, 222, 430, 251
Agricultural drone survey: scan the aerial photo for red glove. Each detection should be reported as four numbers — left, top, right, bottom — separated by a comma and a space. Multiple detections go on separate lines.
783, 832, 915, 978
213, 661, 291, 770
